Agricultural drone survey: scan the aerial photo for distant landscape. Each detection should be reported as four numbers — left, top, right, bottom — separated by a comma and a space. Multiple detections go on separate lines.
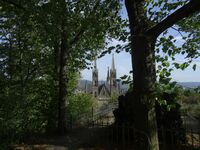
177, 82, 200, 88
78, 79, 129, 91
79, 80, 200, 90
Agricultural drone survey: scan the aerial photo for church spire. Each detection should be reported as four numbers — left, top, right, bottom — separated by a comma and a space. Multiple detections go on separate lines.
84, 80, 87, 93
107, 67, 110, 84
110, 54, 117, 92
92, 57, 98, 97
94, 58, 97, 69
111, 54, 115, 70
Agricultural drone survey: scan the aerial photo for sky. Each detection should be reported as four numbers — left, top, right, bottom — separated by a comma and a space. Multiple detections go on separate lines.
81, 52, 200, 82
81, 2, 200, 82
81, 52, 132, 81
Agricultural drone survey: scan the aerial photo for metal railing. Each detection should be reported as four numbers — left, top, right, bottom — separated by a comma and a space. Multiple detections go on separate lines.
66, 102, 118, 128
84, 124, 200, 150
66, 102, 200, 149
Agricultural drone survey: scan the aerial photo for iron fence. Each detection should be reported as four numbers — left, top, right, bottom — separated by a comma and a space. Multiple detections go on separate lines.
83, 123, 200, 150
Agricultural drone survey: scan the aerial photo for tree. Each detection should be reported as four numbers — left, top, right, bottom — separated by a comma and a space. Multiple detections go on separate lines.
67, 92, 97, 125
34, 0, 122, 133
0, 0, 59, 140
123, 0, 200, 149
1, 0, 123, 134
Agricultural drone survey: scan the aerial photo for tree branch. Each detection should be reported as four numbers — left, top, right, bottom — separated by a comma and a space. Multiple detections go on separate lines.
171, 26, 184, 38
69, 0, 101, 46
125, 0, 147, 34
70, 28, 85, 46
1, 0, 25, 10
147, 0, 200, 37
171, 26, 188, 43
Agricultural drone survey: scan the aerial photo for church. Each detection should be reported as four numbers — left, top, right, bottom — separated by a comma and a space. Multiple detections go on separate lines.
92, 54, 119, 100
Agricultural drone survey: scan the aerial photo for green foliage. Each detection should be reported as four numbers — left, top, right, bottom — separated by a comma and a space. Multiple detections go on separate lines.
155, 92, 186, 144
181, 89, 200, 119
192, 103, 200, 120
155, 11, 200, 80
0, 1, 56, 144
67, 92, 97, 121
154, 82, 187, 112
0, 0, 123, 145
0, 0, 199, 149
109, 91, 120, 103
120, 73, 133, 88
157, 85, 200, 120
118, 0, 200, 85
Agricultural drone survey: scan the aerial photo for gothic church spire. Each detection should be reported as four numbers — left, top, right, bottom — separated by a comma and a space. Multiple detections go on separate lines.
107, 67, 110, 84
111, 54, 115, 70
94, 58, 97, 69
92, 58, 98, 97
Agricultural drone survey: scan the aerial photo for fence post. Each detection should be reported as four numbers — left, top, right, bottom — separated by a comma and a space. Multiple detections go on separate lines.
92, 107, 94, 121
87, 115, 90, 126
191, 129, 194, 148
122, 124, 126, 149
170, 129, 174, 148
199, 131, 200, 147
70, 114, 73, 128
111, 125, 113, 144
161, 126, 167, 150
92, 107, 95, 127
101, 117, 103, 127
87, 127, 90, 146
127, 123, 130, 145
116, 124, 119, 144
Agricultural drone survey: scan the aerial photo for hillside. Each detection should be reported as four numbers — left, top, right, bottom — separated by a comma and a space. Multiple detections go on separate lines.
79, 80, 200, 90
177, 82, 200, 89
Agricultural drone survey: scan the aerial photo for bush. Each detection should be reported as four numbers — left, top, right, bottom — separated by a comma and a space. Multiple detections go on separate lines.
181, 92, 200, 120
156, 92, 186, 144
67, 92, 97, 123
113, 91, 186, 144
109, 91, 120, 103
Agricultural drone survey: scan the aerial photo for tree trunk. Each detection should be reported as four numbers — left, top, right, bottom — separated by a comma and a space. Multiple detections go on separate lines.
125, 0, 200, 149
125, 0, 159, 149
46, 43, 60, 133
129, 35, 159, 150
57, 33, 68, 134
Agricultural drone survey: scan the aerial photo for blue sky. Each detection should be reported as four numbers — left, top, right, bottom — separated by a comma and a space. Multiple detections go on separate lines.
81, 52, 132, 81
81, 52, 200, 82
81, 2, 200, 82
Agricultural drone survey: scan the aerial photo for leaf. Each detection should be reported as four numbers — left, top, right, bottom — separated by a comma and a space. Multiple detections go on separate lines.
129, 70, 133, 74
167, 50, 172, 56
180, 63, 189, 70
108, 46, 115, 52
165, 72, 171, 77
174, 63, 180, 69
120, 75, 128, 80
192, 64, 196, 71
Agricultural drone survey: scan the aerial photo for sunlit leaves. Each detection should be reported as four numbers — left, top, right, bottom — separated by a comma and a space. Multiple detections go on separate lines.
192, 64, 197, 71
147, 0, 186, 22
0, 0, 124, 141
67, 92, 96, 121
120, 74, 132, 85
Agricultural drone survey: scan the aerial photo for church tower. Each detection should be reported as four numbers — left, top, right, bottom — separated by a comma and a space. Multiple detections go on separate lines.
110, 54, 117, 94
92, 59, 98, 97
106, 67, 110, 85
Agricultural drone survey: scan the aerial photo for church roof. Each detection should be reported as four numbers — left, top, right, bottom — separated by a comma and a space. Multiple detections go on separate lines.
98, 83, 110, 97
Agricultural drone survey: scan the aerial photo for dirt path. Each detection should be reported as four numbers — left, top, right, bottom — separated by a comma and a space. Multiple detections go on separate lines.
13, 128, 113, 150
